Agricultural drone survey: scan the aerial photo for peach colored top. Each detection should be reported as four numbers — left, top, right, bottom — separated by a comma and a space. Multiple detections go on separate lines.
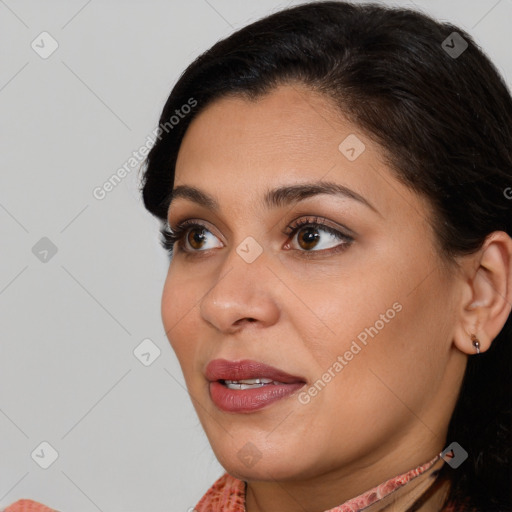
193, 451, 455, 511
2, 501, 58, 512
2, 451, 464, 511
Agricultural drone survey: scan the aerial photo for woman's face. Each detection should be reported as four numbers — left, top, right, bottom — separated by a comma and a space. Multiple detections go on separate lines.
161, 84, 465, 486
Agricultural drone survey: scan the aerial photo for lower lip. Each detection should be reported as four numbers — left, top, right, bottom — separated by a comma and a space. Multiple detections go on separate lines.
209, 381, 305, 413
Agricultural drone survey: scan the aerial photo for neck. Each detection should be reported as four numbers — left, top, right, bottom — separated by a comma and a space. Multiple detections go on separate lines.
245, 452, 449, 512
412, 476, 451, 512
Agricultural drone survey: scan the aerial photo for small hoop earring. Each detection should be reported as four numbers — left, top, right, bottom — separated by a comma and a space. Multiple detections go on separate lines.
471, 334, 480, 354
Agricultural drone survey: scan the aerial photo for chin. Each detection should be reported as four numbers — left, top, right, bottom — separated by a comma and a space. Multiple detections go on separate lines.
224, 459, 302, 482
211, 439, 316, 482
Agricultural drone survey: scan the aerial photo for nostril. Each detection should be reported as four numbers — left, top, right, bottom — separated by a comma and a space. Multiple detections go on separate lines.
236, 318, 257, 325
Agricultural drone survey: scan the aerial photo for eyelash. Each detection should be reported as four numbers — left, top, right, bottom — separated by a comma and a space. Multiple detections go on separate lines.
160, 216, 354, 258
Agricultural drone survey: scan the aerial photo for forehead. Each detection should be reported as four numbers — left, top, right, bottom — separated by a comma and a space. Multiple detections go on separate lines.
172, 84, 425, 224
176, 85, 347, 177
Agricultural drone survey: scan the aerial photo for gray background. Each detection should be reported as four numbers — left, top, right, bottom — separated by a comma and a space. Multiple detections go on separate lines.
1, 1, 511, 511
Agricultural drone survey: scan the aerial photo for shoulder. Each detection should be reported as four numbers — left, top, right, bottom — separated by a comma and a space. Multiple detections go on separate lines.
194, 472, 246, 512
2, 500, 59, 512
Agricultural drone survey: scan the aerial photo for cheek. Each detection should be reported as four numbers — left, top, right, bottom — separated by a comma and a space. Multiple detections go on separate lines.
291, 264, 402, 358
299, 250, 443, 397
161, 274, 176, 344
313, 270, 446, 426
161, 270, 197, 361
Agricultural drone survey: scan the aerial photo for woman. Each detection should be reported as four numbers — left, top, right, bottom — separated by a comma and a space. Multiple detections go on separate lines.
5, 1, 511, 511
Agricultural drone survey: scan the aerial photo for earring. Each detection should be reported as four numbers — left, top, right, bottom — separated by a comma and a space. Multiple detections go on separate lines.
470, 334, 480, 354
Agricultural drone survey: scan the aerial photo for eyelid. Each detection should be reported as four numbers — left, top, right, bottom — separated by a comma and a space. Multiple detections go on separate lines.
168, 208, 230, 234
168, 212, 355, 237
169, 218, 223, 238
283, 214, 356, 238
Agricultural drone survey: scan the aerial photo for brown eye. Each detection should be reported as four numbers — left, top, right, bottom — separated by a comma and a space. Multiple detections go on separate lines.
296, 226, 321, 250
287, 221, 353, 253
187, 227, 208, 250
180, 223, 223, 252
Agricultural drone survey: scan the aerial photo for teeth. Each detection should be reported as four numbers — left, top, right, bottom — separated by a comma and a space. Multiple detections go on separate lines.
226, 378, 274, 384
223, 378, 281, 390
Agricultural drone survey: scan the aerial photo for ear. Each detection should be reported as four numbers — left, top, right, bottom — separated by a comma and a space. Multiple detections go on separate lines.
453, 231, 512, 355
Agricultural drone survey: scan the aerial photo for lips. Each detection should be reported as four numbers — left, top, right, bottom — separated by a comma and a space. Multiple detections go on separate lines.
205, 359, 306, 413
205, 359, 306, 384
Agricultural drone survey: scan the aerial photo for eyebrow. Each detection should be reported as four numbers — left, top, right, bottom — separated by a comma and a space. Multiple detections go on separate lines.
167, 181, 380, 216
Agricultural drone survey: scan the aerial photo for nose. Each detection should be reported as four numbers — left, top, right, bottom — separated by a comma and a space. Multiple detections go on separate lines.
199, 246, 280, 334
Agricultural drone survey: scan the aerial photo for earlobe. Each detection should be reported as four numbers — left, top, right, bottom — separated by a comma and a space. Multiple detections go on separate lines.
453, 327, 487, 356
470, 333, 480, 354
453, 231, 512, 356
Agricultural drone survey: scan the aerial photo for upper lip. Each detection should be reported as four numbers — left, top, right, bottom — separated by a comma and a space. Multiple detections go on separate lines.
205, 359, 306, 384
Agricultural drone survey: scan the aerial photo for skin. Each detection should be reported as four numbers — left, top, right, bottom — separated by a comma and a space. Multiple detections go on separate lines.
161, 84, 512, 512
